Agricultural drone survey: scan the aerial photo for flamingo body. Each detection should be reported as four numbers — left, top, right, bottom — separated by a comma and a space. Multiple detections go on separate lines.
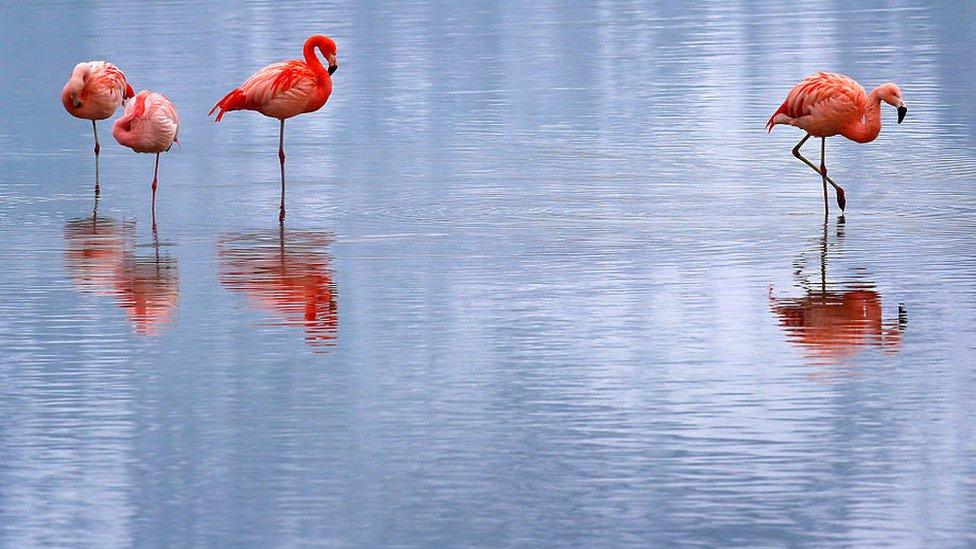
113, 90, 179, 153
766, 72, 904, 143
211, 59, 332, 121
61, 61, 135, 121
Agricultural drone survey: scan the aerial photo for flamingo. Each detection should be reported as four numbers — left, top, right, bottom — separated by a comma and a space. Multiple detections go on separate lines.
766, 72, 907, 214
209, 34, 339, 222
112, 90, 180, 223
61, 61, 135, 196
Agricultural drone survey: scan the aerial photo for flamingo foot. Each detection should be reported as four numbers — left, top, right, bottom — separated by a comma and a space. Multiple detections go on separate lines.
836, 187, 846, 211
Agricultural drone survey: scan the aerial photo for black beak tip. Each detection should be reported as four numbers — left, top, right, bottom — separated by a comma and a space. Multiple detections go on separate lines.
328, 65, 338, 76
897, 106, 907, 124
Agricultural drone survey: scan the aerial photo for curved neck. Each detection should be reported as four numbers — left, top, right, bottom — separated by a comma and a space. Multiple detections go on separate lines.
303, 38, 329, 79
117, 94, 147, 130
64, 66, 88, 101
844, 92, 882, 143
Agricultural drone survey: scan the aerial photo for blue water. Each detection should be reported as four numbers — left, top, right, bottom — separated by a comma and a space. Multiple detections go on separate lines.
1, 1, 975, 546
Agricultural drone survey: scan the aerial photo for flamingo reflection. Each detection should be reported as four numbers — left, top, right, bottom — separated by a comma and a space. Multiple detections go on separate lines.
64, 216, 179, 336
769, 219, 906, 365
218, 228, 337, 350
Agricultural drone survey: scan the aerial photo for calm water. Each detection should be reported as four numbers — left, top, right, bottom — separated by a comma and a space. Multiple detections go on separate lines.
1, 1, 975, 546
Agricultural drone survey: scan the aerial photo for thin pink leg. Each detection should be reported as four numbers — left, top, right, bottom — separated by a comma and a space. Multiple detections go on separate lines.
92, 120, 101, 197
151, 153, 159, 225
278, 119, 286, 223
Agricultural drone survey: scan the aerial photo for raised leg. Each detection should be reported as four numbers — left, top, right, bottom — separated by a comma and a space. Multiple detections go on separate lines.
92, 120, 101, 197
278, 119, 286, 223
151, 153, 159, 226
792, 134, 846, 212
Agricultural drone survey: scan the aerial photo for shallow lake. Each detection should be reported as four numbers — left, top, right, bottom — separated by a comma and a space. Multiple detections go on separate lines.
1, 1, 974, 545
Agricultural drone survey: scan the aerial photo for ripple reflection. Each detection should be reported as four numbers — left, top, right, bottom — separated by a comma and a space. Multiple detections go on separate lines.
218, 228, 338, 351
769, 218, 907, 367
64, 216, 179, 336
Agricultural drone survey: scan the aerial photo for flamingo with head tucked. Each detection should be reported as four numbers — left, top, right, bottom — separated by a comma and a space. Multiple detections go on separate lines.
767, 72, 907, 214
61, 61, 135, 195
210, 34, 339, 222
112, 90, 180, 222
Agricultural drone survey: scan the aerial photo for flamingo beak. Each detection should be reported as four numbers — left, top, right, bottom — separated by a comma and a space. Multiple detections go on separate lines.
897, 104, 907, 124
327, 54, 338, 75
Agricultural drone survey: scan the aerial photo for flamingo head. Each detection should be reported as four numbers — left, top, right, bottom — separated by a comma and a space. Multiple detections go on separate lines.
306, 35, 339, 75
62, 62, 90, 108
875, 83, 907, 124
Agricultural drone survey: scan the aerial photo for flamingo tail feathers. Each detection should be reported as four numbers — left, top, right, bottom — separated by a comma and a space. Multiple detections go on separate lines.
124, 83, 135, 100
766, 100, 789, 132
209, 89, 246, 122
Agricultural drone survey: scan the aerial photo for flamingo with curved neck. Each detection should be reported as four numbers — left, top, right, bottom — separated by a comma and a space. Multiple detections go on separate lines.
113, 90, 180, 224
766, 73, 907, 214
209, 34, 339, 222
61, 61, 135, 196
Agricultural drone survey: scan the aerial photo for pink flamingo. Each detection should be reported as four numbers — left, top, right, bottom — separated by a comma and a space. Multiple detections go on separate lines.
767, 72, 907, 214
61, 61, 135, 195
209, 34, 339, 222
112, 90, 179, 222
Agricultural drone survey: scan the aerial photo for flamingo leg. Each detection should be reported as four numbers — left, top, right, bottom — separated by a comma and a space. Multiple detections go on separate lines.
278, 119, 286, 223
792, 134, 846, 212
820, 137, 829, 213
92, 120, 101, 196
151, 153, 159, 226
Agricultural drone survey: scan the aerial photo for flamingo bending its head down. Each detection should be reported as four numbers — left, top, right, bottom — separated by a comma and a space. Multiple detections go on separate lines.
113, 90, 180, 222
209, 34, 339, 222
61, 61, 136, 195
767, 72, 907, 214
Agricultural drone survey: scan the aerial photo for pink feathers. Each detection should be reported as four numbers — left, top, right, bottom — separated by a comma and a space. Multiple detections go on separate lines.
767, 72, 907, 213
112, 90, 180, 217
766, 72, 904, 143
61, 61, 133, 121
209, 35, 337, 122
208, 34, 339, 221
113, 90, 179, 154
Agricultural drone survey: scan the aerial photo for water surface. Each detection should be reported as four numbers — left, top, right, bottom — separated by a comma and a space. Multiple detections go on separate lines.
1, 1, 975, 546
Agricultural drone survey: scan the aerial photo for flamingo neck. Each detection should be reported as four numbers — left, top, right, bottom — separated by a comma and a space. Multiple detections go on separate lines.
845, 92, 883, 143
64, 66, 88, 105
303, 37, 329, 79
120, 93, 147, 127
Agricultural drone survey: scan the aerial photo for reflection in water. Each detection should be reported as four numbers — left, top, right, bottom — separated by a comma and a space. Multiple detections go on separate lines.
770, 218, 907, 365
218, 228, 337, 350
64, 216, 179, 336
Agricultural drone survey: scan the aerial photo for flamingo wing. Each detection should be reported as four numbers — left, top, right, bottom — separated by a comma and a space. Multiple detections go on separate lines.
767, 72, 864, 132
89, 62, 132, 98
147, 93, 180, 145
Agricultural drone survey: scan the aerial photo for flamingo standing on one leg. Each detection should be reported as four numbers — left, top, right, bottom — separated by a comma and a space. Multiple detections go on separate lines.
766, 72, 907, 214
112, 90, 179, 224
61, 61, 135, 196
209, 34, 339, 222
